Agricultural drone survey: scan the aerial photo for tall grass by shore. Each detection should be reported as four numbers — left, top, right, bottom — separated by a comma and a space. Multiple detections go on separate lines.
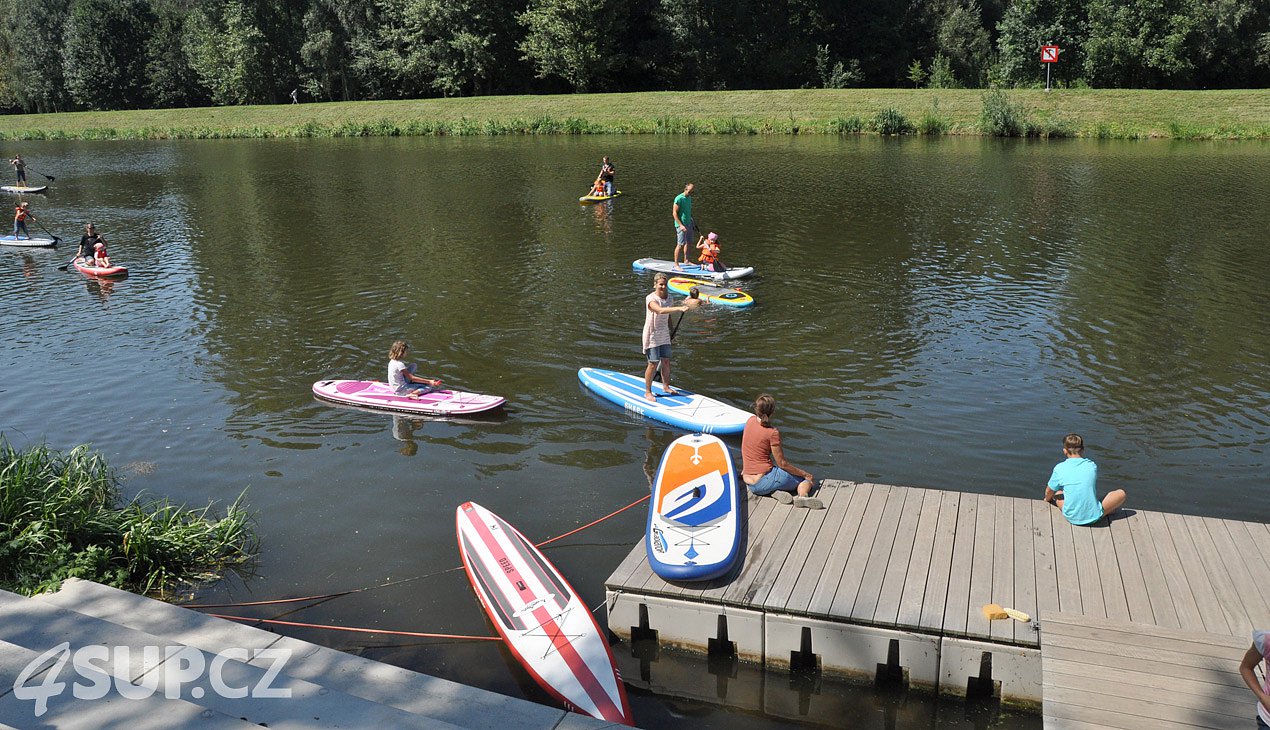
0, 89, 1266, 141
0, 441, 256, 599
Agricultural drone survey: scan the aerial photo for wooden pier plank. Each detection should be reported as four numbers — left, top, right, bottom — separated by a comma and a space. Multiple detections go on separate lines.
836, 484, 907, 620
736, 495, 812, 609
785, 481, 869, 615
988, 496, 1015, 644
862, 486, 925, 624
1030, 500, 1060, 621
760, 482, 851, 611
692, 495, 779, 603
942, 492, 978, 636
1219, 519, 1270, 627
1107, 514, 1152, 625
894, 489, 943, 629
1050, 506, 1083, 615
1069, 516, 1106, 620
1160, 511, 1231, 635
916, 490, 961, 632
1010, 498, 1038, 646
1181, 513, 1252, 636
1124, 513, 1178, 630
1140, 510, 1204, 632
964, 493, 998, 641
816, 484, 891, 619
1090, 518, 1130, 622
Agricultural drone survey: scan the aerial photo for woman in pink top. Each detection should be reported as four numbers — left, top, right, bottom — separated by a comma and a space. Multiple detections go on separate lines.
740, 394, 823, 509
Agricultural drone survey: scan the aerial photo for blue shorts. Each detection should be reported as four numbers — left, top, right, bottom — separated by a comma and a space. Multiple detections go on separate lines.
747, 466, 802, 496
676, 225, 694, 246
645, 344, 672, 363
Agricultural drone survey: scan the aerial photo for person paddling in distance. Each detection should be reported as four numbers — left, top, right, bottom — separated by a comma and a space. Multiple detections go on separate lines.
1042, 433, 1126, 525
696, 231, 724, 272
387, 340, 442, 398
12, 201, 34, 239
642, 273, 702, 402
741, 394, 823, 509
598, 156, 616, 196
672, 183, 696, 269
9, 154, 26, 187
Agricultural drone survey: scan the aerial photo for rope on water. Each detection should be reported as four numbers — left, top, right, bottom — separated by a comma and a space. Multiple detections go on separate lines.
206, 614, 501, 641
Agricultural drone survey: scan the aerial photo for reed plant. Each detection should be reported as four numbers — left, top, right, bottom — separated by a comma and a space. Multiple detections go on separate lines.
0, 441, 256, 599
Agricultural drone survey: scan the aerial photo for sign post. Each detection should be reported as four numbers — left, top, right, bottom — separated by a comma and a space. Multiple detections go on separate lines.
1041, 45, 1060, 91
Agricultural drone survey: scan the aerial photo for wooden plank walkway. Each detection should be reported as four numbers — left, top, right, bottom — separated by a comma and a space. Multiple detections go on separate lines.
606, 480, 1270, 648
1039, 611, 1255, 729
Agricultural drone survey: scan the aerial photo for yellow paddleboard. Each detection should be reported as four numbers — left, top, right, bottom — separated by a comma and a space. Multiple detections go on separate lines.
668, 277, 754, 308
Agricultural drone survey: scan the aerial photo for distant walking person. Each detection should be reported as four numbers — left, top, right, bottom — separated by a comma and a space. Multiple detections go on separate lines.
12, 202, 34, 239
290, 88, 299, 104
1239, 630, 1270, 728
672, 183, 695, 268
9, 154, 26, 187
642, 273, 702, 402
1042, 433, 1126, 525
598, 156, 616, 196
741, 394, 822, 509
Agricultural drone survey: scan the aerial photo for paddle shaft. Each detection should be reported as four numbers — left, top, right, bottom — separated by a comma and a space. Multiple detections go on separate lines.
29, 169, 54, 182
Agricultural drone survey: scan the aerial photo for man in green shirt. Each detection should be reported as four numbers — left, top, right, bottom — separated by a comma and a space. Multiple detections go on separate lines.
672, 183, 695, 268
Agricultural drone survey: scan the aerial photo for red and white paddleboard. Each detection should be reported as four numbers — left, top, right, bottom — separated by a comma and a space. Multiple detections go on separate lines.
456, 502, 632, 726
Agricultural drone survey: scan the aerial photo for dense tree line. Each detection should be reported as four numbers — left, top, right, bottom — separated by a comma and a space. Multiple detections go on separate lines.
1, 0, 1266, 113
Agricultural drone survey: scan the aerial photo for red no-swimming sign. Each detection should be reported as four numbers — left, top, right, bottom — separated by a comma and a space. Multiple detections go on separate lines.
1041, 45, 1060, 63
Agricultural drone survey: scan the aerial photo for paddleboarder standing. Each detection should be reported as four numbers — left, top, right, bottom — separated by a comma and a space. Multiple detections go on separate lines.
642, 273, 702, 402
598, 156, 615, 196
672, 183, 695, 268
9, 154, 26, 187
12, 202, 34, 239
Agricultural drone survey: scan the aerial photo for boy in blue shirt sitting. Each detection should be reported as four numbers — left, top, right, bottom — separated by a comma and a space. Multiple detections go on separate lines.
1043, 433, 1127, 525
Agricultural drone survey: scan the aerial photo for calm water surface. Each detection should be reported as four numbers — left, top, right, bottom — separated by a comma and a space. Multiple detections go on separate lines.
2, 135, 1267, 728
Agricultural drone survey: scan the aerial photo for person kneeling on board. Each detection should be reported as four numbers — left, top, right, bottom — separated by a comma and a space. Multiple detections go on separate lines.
387, 340, 441, 398
696, 231, 725, 272
642, 273, 702, 402
1042, 432, 1126, 525
741, 395, 823, 509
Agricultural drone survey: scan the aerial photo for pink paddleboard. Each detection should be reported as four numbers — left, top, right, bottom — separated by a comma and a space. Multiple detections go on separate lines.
312, 379, 505, 416
73, 257, 128, 277
457, 502, 632, 725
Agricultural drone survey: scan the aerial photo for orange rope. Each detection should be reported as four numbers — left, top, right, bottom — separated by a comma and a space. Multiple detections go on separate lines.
190, 494, 650, 610
536, 494, 650, 547
207, 614, 501, 641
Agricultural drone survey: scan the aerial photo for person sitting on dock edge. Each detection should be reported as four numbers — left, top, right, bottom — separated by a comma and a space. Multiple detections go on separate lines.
741, 394, 823, 509
1042, 433, 1126, 525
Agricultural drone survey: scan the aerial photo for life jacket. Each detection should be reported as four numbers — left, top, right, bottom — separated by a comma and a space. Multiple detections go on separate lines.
698, 241, 720, 264
14, 207, 29, 222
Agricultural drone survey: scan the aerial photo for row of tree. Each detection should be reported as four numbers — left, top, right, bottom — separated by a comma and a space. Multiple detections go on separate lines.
1, 0, 1267, 114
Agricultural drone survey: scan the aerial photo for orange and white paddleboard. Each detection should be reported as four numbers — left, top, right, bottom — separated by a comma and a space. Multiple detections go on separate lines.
646, 433, 743, 581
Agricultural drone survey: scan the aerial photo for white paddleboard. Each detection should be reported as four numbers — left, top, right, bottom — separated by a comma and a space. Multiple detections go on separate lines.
456, 502, 632, 725
577, 367, 749, 435
632, 258, 754, 281
0, 235, 57, 248
1, 185, 48, 194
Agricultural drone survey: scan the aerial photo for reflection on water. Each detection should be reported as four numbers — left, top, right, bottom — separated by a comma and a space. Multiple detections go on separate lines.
0, 135, 1266, 729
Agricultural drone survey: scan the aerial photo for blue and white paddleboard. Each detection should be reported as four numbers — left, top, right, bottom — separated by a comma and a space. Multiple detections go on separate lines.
632, 258, 754, 281
577, 368, 749, 435
647, 433, 743, 582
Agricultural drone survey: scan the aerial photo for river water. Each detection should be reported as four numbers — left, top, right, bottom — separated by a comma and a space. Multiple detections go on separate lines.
1, 135, 1267, 728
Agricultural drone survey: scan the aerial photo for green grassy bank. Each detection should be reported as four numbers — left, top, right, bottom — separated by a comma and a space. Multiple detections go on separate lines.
1, 89, 1267, 141
0, 441, 256, 599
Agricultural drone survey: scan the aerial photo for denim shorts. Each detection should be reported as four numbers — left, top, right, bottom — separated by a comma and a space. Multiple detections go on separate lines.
645, 344, 672, 363
747, 466, 801, 496
676, 225, 694, 245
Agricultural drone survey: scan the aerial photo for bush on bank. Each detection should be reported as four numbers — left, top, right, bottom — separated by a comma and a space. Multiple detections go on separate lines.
0, 440, 256, 599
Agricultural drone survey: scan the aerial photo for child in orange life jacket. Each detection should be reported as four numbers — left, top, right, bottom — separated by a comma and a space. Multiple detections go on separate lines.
590, 178, 607, 197
12, 202, 34, 239
696, 231, 724, 272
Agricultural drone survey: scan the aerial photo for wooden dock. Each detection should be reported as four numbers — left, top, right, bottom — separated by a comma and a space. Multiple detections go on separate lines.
1041, 611, 1255, 729
604, 480, 1270, 707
